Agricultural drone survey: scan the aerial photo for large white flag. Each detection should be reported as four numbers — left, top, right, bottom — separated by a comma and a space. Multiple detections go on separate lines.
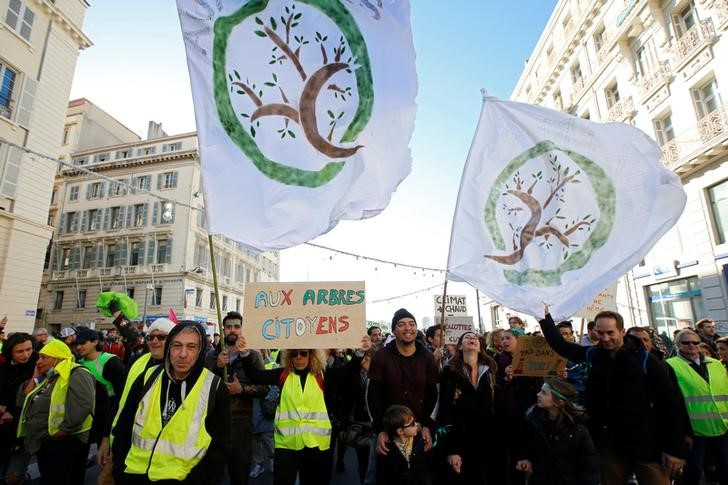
177, 0, 416, 250
447, 94, 687, 320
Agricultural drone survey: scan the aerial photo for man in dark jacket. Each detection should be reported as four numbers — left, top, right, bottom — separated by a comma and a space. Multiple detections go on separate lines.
539, 308, 687, 485
0, 333, 37, 484
112, 321, 231, 484
204, 311, 267, 484
367, 308, 438, 480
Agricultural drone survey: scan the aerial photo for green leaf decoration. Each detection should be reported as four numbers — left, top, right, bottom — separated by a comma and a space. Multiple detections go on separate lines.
234, 70, 241, 80
255, 17, 263, 25
327, 110, 335, 118
255, 30, 267, 37
270, 17, 277, 30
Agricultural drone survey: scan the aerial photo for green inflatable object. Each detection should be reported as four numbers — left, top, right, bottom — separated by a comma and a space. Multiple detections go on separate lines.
96, 291, 139, 319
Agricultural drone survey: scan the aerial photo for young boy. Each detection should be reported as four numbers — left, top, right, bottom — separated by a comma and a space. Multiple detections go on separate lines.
376, 405, 426, 485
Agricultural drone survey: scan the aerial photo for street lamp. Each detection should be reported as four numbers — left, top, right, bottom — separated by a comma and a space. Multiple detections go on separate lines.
142, 284, 154, 327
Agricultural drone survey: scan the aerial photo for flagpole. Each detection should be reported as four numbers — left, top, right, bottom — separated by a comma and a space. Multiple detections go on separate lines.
476, 289, 484, 334
439, 279, 448, 329
207, 234, 227, 382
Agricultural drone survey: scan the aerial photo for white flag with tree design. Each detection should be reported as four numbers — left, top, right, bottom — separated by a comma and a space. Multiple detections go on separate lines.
447, 94, 686, 320
177, 0, 416, 250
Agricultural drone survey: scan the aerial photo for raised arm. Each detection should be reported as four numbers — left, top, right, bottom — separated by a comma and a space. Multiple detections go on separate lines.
538, 312, 588, 363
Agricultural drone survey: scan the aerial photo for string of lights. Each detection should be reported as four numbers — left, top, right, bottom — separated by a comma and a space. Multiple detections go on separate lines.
305, 242, 447, 273
366, 282, 445, 304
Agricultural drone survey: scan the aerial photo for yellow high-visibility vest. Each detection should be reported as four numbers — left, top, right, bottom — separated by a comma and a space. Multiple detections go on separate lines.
110, 353, 152, 445
123, 367, 216, 481
275, 372, 331, 451
17, 362, 93, 438
667, 356, 728, 437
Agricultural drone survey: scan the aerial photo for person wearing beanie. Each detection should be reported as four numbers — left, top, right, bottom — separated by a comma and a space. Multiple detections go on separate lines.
365, 308, 438, 484
95, 317, 176, 484
17, 339, 96, 485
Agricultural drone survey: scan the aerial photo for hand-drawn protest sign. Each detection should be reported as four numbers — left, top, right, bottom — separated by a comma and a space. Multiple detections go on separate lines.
511, 336, 567, 377
444, 316, 474, 345
573, 283, 617, 319
242, 281, 365, 349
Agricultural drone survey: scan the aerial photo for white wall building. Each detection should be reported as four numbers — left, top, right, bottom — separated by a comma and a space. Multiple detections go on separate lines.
39, 109, 279, 333
0, 0, 91, 333
509, 0, 728, 335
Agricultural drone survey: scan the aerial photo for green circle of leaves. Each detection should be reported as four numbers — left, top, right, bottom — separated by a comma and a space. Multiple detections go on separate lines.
483, 140, 616, 287
213, 0, 373, 187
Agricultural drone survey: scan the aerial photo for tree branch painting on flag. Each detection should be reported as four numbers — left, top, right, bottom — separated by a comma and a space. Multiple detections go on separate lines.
447, 94, 686, 321
177, 0, 416, 251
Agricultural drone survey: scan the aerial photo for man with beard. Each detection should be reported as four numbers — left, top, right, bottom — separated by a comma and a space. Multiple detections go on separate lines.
112, 321, 230, 483
0, 333, 37, 484
205, 311, 268, 484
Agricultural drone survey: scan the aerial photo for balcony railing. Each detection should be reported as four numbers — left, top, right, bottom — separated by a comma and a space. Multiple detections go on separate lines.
697, 105, 728, 143
152, 264, 165, 273
673, 19, 716, 66
100, 268, 113, 276
639, 60, 672, 99
661, 139, 680, 166
716, 0, 728, 30
607, 96, 634, 122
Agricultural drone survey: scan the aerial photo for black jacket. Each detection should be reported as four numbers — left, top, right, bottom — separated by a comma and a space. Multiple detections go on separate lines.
376, 434, 426, 485
539, 313, 687, 461
438, 361, 496, 456
112, 322, 231, 484
520, 407, 599, 485
0, 352, 38, 447
204, 346, 268, 420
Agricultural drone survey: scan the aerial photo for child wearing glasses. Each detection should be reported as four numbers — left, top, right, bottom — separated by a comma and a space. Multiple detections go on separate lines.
515, 378, 598, 485
376, 404, 426, 485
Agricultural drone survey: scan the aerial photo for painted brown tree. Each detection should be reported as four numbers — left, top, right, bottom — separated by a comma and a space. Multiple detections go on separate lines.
485, 153, 597, 265
228, 5, 363, 159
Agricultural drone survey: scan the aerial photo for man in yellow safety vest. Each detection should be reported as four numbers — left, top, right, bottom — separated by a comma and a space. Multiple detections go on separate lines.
17, 339, 95, 485
111, 321, 230, 483
666, 329, 728, 485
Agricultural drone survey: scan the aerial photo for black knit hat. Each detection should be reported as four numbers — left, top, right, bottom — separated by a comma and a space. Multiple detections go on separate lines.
392, 308, 416, 326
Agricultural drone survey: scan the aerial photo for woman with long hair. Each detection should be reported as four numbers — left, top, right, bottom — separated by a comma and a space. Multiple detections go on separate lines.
439, 331, 501, 484
237, 336, 370, 485
515, 378, 598, 485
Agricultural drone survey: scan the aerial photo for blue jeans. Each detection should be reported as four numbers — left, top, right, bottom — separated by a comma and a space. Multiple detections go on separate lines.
683, 431, 728, 485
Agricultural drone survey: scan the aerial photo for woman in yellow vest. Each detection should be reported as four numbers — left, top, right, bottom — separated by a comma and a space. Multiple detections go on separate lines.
237, 335, 371, 485
666, 329, 728, 485
17, 339, 96, 485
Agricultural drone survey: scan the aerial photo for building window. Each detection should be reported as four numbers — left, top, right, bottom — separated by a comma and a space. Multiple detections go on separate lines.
105, 244, 116, 267
674, 1, 697, 38
709, 180, 728, 244
62, 125, 73, 145
222, 295, 228, 311
82, 245, 94, 269
110, 207, 121, 229
553, 90, 563, 111
60, 247, 71, 270
69, 186, 79, 201
605, 82, 620, 108
5, 0, 35, 42
136, 175, 151, 191
73, 157, 87, 166
163, 172, 176, 189
77, 289, 87, 309
647, 277, 704, 336
53, 291, 63, 310
0, 62, 17, 119
235, 298, 241, 312
653, 114, 675, 146
88, 209, 98, 231
126, 288, 135, 299
163, 142, 182, 152
152, 287, 162, 306
129, 242, 141, 266
209, 292, 216, 310
157, 239, 169, 264
570, 63, 583, 86
137, 146, 156, 156
691, 77, 721, 119
115, 149, 132, 160
133, 204, 145, 227
593, 25, 605, 53
50, 189, 57, 205
94, 152, 110, 163
89, 182, 102, 199
195, 288, 203, 307
65, 212, 75, 233
112, 179, 126, 197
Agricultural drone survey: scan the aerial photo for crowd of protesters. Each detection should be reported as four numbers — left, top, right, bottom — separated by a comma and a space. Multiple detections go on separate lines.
0, 302, 726, 485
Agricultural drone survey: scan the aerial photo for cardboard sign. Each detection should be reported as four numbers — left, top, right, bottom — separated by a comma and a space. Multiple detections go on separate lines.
242, 281, 365, 349
573, 284, 617, 319
511, 336, 567, 377
434, 294, 467, 317
444, 316, 474, 345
